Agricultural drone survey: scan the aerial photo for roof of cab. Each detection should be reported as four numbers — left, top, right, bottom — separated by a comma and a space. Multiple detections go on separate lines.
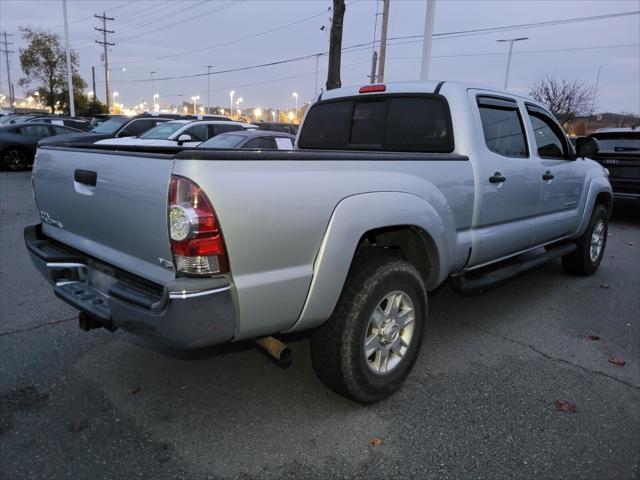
317, 80, 545, 112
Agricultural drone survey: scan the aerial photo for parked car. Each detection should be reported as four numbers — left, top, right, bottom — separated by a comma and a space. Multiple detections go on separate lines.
589, 127, 639, 199
25, 116, 92, 131
0, 122, 81, 170
0, 113, 40, 125
198, 130, 295, 150
25, 81, 611, 403
96, 120, 256, 147
40, 114, 175, 145
253, 121, 298, 135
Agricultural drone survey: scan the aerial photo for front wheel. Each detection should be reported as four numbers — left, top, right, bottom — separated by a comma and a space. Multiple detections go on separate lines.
310, 252, 427, 403
562, 204, 608, 276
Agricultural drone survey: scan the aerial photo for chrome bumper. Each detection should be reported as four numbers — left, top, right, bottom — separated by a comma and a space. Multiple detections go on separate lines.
24, 224, 236, 348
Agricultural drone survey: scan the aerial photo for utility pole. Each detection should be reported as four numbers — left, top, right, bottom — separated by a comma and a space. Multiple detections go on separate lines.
62, 0, 75, 116
1, 31, 14, 106
419, 0, 436, 80
586, 65, 602, 134
94, 12, 115, 111
369, 51, 378, 84
377, 0, 390, 83
91, 66, 96, 100
497, 37, 528, 90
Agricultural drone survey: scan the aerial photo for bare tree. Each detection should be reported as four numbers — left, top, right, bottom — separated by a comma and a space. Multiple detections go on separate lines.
326, 0, 346, 91
529, 75, 594, 125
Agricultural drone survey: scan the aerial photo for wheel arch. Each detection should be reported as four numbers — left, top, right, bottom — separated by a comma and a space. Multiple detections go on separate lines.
575, 176, 613, 238
287, 191, 451, 333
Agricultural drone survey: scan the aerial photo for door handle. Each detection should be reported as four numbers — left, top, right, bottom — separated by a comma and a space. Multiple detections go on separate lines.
542, 171, 554, 181
489, 172, 506, 183
74, 169, 97, 186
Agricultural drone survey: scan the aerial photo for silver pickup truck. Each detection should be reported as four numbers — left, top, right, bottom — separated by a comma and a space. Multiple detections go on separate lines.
25, 81, 612, 403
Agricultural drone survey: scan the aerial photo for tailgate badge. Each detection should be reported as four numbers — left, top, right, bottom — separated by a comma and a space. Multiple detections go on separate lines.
40, 211, 63, 229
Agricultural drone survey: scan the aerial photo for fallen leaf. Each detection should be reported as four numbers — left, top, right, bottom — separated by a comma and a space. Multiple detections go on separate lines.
600, 284, 610, 289
586, 334, 600, 341
555, 399, 577, 413
127, 386, 141, 395
608, 356, 626, 367
369, 437, 382, 447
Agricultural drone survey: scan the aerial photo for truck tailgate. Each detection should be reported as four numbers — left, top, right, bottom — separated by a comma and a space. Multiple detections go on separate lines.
33, 147, 176, 285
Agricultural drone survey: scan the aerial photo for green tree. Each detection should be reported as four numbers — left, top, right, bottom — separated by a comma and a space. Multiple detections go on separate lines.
18, 27, 87, 114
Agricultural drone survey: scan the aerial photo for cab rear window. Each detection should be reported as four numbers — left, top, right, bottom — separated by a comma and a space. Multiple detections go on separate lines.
298, 95, 453, 152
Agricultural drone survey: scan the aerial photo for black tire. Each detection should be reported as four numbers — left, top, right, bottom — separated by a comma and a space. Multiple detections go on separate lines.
310, 251, 427, 403
3, 147, 29, 171
562, 204, 608, 276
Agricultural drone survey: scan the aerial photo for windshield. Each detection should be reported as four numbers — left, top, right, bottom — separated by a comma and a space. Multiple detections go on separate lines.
199, 134, 245, 148
139, 122, 185, 139
91, 116, 129, 134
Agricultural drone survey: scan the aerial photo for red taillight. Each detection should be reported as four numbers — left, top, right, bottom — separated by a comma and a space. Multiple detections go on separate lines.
359, 84, 386, 93
168, 175, 228, 275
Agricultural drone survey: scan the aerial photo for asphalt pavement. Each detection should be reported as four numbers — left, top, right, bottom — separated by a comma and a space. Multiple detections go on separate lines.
1, 170, 638, 480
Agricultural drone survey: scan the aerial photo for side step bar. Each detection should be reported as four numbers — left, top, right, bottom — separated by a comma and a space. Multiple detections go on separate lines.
450, 243, 577, 293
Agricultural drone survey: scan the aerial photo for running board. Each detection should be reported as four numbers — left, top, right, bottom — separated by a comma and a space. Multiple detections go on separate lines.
450, 243, 577, 293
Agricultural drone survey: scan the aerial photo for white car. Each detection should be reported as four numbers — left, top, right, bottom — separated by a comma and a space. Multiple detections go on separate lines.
96, 120, 256, 147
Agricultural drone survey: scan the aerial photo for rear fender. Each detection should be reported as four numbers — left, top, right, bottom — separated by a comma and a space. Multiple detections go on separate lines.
287, 191, 450, 332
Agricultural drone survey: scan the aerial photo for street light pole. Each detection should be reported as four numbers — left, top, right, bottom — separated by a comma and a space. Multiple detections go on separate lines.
191, 95, 199, 114
62, 0, 75, 116
150, 71, 156, 111
206, 65, 213, 115
292, 92, 298, 120
419, 0, 437, 81
497, 37, 528, 90
229, 90, 235, 118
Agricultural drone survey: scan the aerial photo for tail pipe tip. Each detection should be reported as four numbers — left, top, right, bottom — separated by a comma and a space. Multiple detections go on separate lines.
255, 336, 293, 367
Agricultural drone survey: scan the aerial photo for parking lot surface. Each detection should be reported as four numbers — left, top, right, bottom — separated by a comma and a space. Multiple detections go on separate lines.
1, 170, 638, 480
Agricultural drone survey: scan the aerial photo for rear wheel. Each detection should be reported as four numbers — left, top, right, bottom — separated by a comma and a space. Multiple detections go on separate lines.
4, 148, 29, 171
562, 204, 608, 276
310, 251, 427, 403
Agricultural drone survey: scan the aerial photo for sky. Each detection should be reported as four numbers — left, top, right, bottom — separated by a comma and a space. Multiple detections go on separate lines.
1, 0, 639, 115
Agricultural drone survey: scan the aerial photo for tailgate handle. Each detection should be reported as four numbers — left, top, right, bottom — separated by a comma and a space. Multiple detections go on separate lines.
74, 169, 97, 186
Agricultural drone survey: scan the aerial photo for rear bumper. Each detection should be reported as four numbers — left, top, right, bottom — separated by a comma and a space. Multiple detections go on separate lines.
24, 224, 236, 348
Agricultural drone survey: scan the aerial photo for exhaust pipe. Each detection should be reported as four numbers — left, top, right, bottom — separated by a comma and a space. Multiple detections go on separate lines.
255, 336, 293, 368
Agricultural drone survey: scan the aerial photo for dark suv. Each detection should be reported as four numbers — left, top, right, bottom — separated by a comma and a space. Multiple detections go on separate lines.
40, 114, 174, 145
590, 128, 640, 200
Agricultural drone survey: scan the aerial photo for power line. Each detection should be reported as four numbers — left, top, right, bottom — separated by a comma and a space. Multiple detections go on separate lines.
107, 2, 344, 67
105, 9, 639, 69
106, 42, 639, 86
75, 0, 244, 50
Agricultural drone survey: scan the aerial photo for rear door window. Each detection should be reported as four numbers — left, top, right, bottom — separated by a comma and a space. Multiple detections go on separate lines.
298, 95, 453, 152
18, 125, 52, 137
243, 137, 278, 149
183, 124, 208, 141
477, 96, 528, 158
212, 124, 241, 137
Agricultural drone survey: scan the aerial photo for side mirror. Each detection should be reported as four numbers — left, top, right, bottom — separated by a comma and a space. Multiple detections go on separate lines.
575, 137, 599, 158
176, 134, 192, 146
